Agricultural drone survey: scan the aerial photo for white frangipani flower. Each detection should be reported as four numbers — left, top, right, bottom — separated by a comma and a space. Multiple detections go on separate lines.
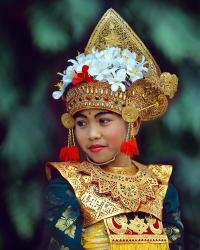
126, 57, 148, 82
61, 66, 75, 85
88, 56, 110, 77
52, 82, 65, 99
106, 69, 127, 92
68, 53, 94, 73
122, 49, 137, 61
52, 47, 149, 99
94, 67, 117, 82
137, 55, 148, 72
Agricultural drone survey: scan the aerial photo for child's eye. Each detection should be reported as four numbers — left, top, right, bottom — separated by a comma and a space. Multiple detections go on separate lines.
99, 118, 111, 125
76, 120, 87, 127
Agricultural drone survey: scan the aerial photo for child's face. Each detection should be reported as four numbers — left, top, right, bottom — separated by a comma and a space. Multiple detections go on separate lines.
74, 109, 137, 165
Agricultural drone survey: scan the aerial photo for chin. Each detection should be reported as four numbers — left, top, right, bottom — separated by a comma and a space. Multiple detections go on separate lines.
88, 153, 116, 164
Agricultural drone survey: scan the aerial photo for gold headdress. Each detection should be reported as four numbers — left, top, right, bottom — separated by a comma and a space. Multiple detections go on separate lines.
53, 9, 178, 161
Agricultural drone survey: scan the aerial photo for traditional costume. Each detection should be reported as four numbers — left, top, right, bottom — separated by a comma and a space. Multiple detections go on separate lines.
41, 9, 184, 250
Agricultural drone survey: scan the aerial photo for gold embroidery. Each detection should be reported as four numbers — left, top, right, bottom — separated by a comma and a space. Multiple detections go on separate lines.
55, 206, 76, 239
64, 224, 76, 239
46, 162, 172, 227
129, 216, 148, 234
108, 234, 169, 243
104, 214, 169, 243
165, 226, 181, 243
106, 215, 128, 234
146, 215, 163, 234
81, 185, 127, 218
149, 165, 172, 184
79, 162, 171, 220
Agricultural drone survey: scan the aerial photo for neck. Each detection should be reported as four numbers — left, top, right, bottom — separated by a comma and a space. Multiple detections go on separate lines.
86, 154, 138, 175
86, 152, 119, 166
87, 153, 133, 168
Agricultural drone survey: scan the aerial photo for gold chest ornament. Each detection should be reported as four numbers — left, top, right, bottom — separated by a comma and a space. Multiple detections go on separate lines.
46, 161, 171, 248
46, 161, 172, 226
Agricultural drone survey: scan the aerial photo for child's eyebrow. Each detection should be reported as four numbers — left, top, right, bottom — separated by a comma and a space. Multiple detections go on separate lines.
94, 111, 111, 118
74, 111, 112, 119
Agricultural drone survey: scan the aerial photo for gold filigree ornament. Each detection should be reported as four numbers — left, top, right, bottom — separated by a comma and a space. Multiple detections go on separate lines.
60, 113, 79, 161
61, 113, 75, 129
160, 72, 178, 98
122, 105, 139, 123
129, 216, 148, 234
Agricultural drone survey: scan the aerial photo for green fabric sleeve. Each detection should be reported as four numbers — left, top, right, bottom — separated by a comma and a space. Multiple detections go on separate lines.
40, 176, 83, 250
163, 183, 184, 250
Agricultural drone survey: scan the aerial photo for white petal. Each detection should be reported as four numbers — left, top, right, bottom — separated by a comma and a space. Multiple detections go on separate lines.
137, 72, 143, 78
76, 65, 83, 73
76, 53, 86, 62
63, 75, 72, 84
116, 69, 127, 81
52, 91, 63, 99
111, 84, 119, 92
127, 59, 137, 68
96, 74, 104, 81
66, 65, 74, 74
143, 67, 148, 72
119, 83, 126, 92
88, 67, 97, 76
130, 73, 142, 82
68, 59, 77, 65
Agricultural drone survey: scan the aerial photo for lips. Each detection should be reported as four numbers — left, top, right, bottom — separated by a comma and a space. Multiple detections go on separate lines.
88, 144, 106, 152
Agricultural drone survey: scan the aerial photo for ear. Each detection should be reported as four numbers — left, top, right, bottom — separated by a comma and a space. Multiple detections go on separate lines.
131, 117, 141, 137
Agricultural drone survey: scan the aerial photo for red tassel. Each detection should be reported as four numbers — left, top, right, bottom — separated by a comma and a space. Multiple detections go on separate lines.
59, 146, 80, 161
120, 138, 140, 157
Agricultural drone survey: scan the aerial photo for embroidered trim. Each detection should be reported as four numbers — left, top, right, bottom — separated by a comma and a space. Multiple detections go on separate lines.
104, 213, 168, 243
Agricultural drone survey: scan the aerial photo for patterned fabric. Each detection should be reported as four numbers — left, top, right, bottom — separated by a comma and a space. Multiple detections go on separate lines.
163, 184, 184, 250
40, 177, 184, 250
40, 177, 83, 250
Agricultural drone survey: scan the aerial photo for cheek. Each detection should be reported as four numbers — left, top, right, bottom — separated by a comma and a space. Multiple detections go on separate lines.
74, 127, 85, 147
105, 122, 127, 146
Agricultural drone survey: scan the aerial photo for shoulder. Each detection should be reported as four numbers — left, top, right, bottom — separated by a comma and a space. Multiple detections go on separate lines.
133, 160, 173, 184
45, 161, 82, 180
148, 164, 172, 184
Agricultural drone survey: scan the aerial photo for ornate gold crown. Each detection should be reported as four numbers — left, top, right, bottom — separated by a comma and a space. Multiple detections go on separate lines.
61, 8, 178, 123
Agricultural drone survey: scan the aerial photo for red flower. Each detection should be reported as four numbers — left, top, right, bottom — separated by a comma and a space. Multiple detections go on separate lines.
72, 65, 95, 85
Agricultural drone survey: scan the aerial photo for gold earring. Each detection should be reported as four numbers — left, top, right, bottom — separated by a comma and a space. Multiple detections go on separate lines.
120, 106, 140, 157
59, 113, 80, 161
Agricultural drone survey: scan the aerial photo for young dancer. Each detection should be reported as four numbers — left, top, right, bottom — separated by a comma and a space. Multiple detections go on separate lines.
43, 9, 184, 250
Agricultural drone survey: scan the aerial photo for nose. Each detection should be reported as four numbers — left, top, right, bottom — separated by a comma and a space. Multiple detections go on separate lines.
88, 125, 101, 141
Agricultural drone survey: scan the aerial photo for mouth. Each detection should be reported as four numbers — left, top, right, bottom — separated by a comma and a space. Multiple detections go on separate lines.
88, 144, 106, 153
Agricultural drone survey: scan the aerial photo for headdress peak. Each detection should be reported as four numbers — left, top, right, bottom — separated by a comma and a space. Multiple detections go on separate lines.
85, 8, 160, 78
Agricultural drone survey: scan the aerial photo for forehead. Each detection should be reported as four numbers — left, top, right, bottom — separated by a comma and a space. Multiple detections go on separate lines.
74, 109, 120, 118
80, 109, 106, 115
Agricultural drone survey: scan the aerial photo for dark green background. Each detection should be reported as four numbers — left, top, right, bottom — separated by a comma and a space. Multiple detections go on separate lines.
0, 0, 200, 249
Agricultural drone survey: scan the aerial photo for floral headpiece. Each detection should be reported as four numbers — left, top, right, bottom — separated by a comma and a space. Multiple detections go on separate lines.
53, 47, 148, 99
52, 9, 178, 161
